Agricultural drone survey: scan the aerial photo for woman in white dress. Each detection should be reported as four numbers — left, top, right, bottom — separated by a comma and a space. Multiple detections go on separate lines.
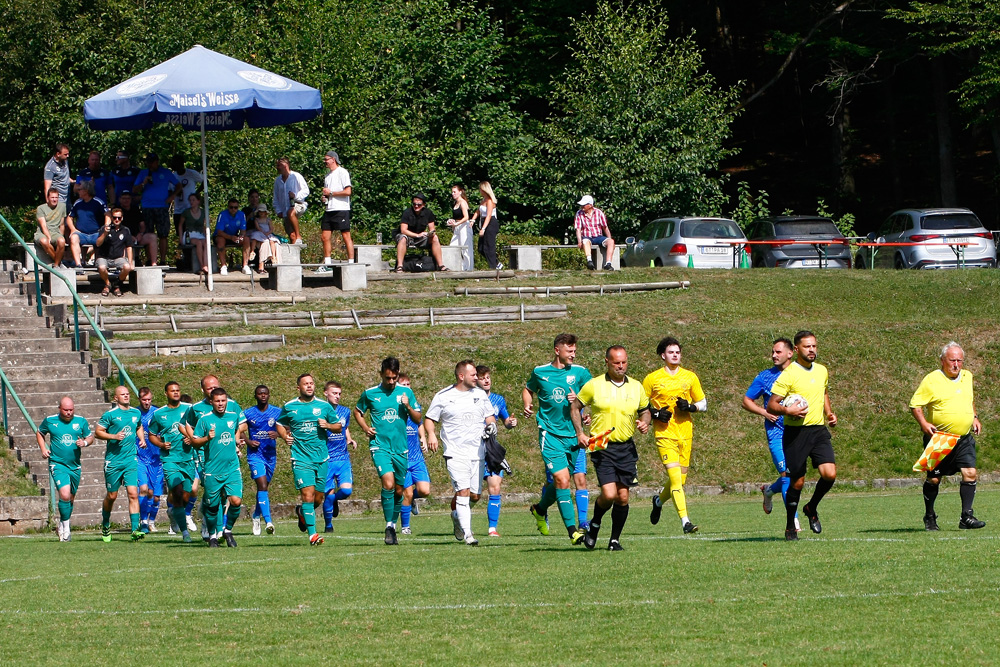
445, 184, 474, 271
248, 203, 281, 274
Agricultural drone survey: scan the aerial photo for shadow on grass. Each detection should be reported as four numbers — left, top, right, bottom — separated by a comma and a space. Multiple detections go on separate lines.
857, 527, 926, 534
699, 536, 787, 543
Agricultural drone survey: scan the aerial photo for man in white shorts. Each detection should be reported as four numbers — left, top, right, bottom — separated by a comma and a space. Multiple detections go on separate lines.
424, 359, 497, 546
273, 157, 309, 245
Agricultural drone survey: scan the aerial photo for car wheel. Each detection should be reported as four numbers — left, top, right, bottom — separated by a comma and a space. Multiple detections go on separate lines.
653, 258, 663, 267
854, 255, 865, 270
894, 255, 906, 270
752, 257, 765, 268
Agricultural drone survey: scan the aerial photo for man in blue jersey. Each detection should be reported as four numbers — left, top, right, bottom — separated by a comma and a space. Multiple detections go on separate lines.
75, 150, 114, 204
741, 338, 799, 531
132, 153, 180, 271
243, 385, 281, 536
476, 365, 517, 537
522, 333, 592, 544
322, 381, 357, 533
397, 373, 429, 535
66, 180, 108, 267
136, 387, 163, 533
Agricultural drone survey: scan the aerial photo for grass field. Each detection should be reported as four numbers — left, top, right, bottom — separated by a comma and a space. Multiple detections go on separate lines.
2, 487, 998, 664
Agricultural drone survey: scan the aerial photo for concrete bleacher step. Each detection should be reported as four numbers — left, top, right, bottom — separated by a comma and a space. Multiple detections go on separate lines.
2, 364, 97, 381
0, 351, 91, 367
5, 378, 104, 396
0, 338, 71, 354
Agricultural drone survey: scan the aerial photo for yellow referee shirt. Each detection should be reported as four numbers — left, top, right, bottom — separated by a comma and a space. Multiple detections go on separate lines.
909, 369, 975, 436
642, 367, 704, 441
576, 374, 649, 442
771, 362, 828, 427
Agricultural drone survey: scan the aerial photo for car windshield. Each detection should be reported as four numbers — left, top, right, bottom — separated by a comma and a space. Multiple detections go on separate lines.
680, 220, 743, 239
773, 220, 841, 237
920, 213, 982, 231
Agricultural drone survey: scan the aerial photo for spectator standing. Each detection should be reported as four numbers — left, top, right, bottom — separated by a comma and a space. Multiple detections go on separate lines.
574, 195, 616, 271
317, 150, 353, 272
170, 154, 204, 237
44, 143, 72, 203
273, 157, 308, 245
111, 151, 141, 207
132, 153, 180, 268
474, 181, 501, 270
75, 151, 114, 204
35, 188, 67, 266
446, 184, 473, 271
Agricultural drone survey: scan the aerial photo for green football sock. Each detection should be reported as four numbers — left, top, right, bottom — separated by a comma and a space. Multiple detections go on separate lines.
381, 488, 395, 523
173, 506, 187, 531
393, 492, 402, 524
130, 512, 140, 531
555, 487, 576, 529
58, 500, 72, 522
225, 505, 241, 530
538, 483, 557, 512
101, 508, 111, 529
204, 505, 218, 535
301, 502, 317, 536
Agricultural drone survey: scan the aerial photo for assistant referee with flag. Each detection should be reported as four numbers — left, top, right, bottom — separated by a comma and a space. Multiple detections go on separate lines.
571, 345, 651, 551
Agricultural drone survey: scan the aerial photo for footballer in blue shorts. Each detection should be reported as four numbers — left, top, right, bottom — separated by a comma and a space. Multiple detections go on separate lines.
741, 338, 799, 531
244, 385, 281, 535
136, 387, 163, 533
323, 381, 357, 533
476, 365, 518, 536
397, 374, 429, 534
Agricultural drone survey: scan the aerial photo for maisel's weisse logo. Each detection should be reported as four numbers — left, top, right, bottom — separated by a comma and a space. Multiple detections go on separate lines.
237, 70, 291, 90
163, 112, 235, 129
115, 74, 168, 96
168, 92, 241, 108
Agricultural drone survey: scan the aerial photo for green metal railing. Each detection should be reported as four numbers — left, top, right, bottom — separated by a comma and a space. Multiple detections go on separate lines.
1, 212, 137, 395
0, 364, 56, 515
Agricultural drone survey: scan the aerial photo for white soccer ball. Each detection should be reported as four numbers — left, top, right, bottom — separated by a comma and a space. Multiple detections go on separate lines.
782, 394, 808, 411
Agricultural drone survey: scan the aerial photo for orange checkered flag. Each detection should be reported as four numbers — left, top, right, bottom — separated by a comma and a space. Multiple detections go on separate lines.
586, 428, 615, 453
913, 431, 960, 472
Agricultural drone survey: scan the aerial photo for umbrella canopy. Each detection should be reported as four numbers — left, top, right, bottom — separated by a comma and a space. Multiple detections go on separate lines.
84, 45, 322, 131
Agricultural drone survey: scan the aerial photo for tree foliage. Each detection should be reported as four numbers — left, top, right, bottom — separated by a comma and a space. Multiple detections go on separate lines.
538, 2, 740, 236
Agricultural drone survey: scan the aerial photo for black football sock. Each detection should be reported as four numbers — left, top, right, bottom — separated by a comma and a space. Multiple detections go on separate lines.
610, 503, 629, 542
785, 486, 801, 531
960, 481, 976, 514
922, 480, 939, 515
808, 477, 835, 510
591, 498, 612, 528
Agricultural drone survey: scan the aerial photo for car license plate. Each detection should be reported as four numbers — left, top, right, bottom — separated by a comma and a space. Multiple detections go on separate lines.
700, 246, 728, 255
800, 259, 820, 267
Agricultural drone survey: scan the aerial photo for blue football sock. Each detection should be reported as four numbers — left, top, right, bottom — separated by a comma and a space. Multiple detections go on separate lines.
400, 504, 412, 529
769, 476, 784, 495
575, 489, 589, 527
185, 497, 195, 516
323, 493, 335, 527
256, 490, 271, 523
334, 487, 353, 501
138, 496, 149, 521
149, 498, 159, 521
487, 494, 502, 528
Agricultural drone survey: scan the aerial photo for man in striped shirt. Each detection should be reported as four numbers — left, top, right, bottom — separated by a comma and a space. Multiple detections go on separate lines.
574, 195, 615, 271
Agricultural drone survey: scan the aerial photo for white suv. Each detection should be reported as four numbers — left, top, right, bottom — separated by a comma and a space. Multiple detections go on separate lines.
856, 208, 996, 269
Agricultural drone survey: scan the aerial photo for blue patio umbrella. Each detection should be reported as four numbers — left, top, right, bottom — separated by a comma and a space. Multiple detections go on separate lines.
84, 45, 322, 289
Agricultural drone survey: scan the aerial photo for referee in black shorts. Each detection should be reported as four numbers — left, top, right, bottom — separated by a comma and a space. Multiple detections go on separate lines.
570, 345, 651, 551
767, 331, 838, 541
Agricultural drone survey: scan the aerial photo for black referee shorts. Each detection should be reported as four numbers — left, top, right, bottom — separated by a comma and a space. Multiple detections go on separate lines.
783, 425, 835, 479
591, 439, 640, 488
928, 432, 976, 478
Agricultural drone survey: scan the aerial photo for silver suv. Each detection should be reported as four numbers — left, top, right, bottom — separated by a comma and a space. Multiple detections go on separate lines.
621, 217, 745, 268
855, 208, 996, 269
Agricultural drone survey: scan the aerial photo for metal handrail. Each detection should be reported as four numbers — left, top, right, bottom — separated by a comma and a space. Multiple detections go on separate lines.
0, 212, 137, 395
0, 364, 56, 515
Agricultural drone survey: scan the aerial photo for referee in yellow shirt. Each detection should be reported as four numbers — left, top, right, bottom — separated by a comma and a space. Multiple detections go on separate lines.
766, 330, 838, 541
570, 346, 651, 551
910, 341, 984, 531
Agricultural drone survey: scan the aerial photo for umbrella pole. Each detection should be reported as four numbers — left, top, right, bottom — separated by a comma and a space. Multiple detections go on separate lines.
201, 113, 214, 292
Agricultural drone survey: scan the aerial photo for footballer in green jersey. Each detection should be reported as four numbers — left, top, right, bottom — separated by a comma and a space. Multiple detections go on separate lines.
191, 388, 248, 547
147, 381, 196, 542
353, 357, 422, 545
95, 385, 145, 541
276, 373, 340, 545
37, 396, 94, 541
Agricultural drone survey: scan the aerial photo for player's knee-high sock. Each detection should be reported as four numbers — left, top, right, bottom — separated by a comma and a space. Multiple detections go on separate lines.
400, 503, 412, 529
203, 504, 219, 535
301, 501, 317, 536
257, 490, 271, 523
335, 487, 352, 500
610, 503, 629, 542
681, 472, 687, 485
58, 500, 73, 522
555, 487, 576, 529
923, 480, 939, 515
591, 497, 611, 528
538, 483, 557, 512
130, 512, 140, 531
185, 497, 195, 516
172, 505, 187, 532
960, 481, 976, 513
575, 489, 589, 527
769, 476, 784, 495
666, 466, 688, 520
101, 507, 111, 529
455, 495, 472, 537
393, 491, 403, 525
779, 476, 791, 505
323, 493, 336, 528
149, 498, 159, 521
138, 496, 149, 521
808, 477, 834, 509
380, 488, 395, 523
487, 495, 502, 528
785, 486, 801, 531
225, 505, 240, 531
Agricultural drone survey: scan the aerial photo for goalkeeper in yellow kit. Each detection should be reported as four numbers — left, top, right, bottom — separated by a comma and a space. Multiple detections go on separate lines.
643, 336, 706, 534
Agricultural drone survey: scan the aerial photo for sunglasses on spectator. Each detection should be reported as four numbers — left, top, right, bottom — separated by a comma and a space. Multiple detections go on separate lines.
111, 216, 123, 220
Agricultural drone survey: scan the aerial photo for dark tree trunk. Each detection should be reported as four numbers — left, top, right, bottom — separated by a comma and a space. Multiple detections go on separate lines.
832, 103, 855, 210
931, 58, 957, 206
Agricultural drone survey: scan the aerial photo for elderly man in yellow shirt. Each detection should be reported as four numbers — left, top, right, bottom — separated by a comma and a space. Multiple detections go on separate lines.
910, 341, 984, 531
571, 345, 651, 551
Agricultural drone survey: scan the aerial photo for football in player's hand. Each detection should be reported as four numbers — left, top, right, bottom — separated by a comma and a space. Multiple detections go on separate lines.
782, 394, 809, 411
